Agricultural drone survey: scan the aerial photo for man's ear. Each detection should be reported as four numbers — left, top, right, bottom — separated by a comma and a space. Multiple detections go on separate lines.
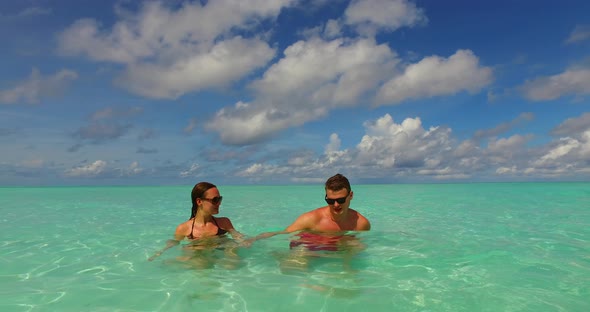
349, 191, 354, 200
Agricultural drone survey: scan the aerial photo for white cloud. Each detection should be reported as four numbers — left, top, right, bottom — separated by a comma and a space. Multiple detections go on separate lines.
207, 37, 398, 145
344, 0, 427, 36
376, 49, 493, 105
232, 112, 590, 182
116, 36, 276, 99
180, 163, 199, 178
0, 68, 78, 104
325, 133, 341, 153
290, 177, 324, 183
64, 160, 107, 177
520, 68, 590, 101
565, 24, 590, 44
496, 166, 517, 175
551, 112, 590, 136
237, 163, 289, 177
0, 6, 51, 21
122, 161, 143, 176
356, 114, 453, 171
486, 135, 531, 155
323, 19, 342, 38
57, 0, 296, 99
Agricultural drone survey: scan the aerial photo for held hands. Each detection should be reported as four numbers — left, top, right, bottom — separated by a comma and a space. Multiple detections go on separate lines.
237, 237, 256, 248
238, 231, 281, 248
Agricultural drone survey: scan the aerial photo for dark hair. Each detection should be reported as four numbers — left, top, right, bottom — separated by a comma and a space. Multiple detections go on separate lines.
190, 182, 217, 219
324, 173, 351, 193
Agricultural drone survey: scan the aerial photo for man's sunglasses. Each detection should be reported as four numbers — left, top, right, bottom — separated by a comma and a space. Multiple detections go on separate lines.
325, 194, 348, 205
201, 196, 223, 205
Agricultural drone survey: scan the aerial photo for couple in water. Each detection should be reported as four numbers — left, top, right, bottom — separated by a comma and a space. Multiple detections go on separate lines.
149, 173, 370, 269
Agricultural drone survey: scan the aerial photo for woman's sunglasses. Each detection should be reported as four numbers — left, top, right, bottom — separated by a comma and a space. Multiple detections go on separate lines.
325, 194, 348, 205
201, 196, 223, 205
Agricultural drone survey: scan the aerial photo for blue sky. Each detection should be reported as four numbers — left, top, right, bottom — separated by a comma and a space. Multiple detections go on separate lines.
1, 0, 589, 186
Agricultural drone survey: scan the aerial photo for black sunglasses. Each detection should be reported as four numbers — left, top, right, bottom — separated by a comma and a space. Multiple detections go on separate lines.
325, 194, 348, 205
201, 196, 223, 205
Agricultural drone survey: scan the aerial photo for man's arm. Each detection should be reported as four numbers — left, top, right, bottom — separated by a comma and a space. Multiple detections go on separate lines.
285, 212, 314, 232
241, 211, 316, 246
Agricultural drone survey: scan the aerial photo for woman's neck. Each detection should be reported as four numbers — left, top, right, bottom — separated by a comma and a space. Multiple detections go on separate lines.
194, 209, 213, 224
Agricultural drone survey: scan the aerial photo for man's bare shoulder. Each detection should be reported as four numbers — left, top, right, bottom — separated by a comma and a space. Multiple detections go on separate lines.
285, 207, 326, 232
349, 208, 371, 230
298, 207, 326, 221
309, 206, 329, 215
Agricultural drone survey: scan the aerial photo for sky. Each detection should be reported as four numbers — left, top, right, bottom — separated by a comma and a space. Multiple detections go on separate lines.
1, 0, 589, 186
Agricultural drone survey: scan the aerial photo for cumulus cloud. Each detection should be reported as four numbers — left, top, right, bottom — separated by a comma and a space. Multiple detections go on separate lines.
565, 24, 590, 44
520, 68, 590, 101
64, 160, 107, 177
486, 134, 533, 158
376, 49, 493, 105
344, 0, 427, 36
550, 112, 590, 137
325, 133, 342, 153
356, 114, 454, 171
221, 111, 590, 182
526, 114, 590, 172
0, 6, 52, 21
122, 161, 143, 176
0, 68, 78, 104
180, 163, 199, 177
57, 0, 295, 99
206, 37, 398, 145
63, 160, 144, 178
236, 113, 461, 181
237, 163, 289, 178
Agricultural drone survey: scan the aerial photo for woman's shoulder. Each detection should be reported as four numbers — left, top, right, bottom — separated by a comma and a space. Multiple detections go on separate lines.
214, 216, 234, 229
175, 219, 192, 235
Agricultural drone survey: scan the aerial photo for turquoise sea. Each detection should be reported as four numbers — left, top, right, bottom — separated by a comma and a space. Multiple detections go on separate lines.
1, 183, 589, 311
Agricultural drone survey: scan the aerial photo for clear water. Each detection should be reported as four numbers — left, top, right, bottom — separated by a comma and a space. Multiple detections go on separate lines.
1, 183, 589, 311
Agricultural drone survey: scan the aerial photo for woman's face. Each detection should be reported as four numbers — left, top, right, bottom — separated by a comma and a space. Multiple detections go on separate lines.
198, 187, 222, 215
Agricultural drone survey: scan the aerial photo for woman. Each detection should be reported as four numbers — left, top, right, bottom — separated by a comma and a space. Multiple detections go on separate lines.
148, 182, 243, 262
175, 181, 242, 241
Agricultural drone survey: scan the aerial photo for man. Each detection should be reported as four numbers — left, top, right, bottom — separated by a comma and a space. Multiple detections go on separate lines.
286, 173, 370, 233
247, 173, 370, 245
260, 173, 370, 272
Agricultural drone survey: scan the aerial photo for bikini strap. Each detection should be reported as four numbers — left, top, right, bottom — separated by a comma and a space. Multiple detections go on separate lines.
188, 217, 197, 239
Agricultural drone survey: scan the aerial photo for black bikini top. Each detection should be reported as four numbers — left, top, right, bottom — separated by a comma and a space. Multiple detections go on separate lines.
187, 217, 227, 239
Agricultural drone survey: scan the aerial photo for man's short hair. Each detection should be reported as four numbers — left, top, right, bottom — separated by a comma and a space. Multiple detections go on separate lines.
325, 173, 351, 192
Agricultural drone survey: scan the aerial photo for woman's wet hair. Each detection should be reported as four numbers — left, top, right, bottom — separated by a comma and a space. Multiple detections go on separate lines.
190, 182, 217, 219
325, 173, 351, 193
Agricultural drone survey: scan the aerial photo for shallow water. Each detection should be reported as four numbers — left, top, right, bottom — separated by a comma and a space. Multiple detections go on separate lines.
1, 183, 589, 311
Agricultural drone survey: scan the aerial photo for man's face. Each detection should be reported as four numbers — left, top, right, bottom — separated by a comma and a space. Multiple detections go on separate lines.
325, 188, 352, 215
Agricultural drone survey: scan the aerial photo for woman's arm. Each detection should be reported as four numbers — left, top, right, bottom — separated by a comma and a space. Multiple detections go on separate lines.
148, 223, 186, 261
